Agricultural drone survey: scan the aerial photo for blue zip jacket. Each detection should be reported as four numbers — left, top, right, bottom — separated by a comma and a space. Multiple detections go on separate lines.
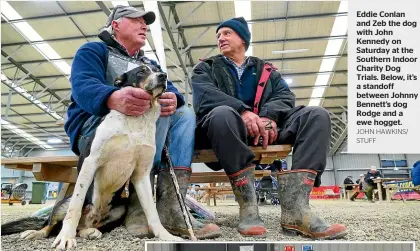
65, 41, 184, 155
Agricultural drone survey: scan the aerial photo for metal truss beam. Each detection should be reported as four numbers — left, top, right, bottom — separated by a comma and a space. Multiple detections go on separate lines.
2, 132, 67, 139
182, 12, 348, 29
0, 3, 177, 24
2, 136, 68, 143
5, 83, 345, 97
4, 90, 13, 119
171, 2, 205, 31
329, 126, 347, 155
3, 142, 69, 148
29, 69, 347, 82
1, 111, 68, 141
2, 34, 347, 50
1, 58, 73, 67
158, 2, 191, 94
170, 5, 195, 66
1, 50, 66, 105
1, 53, 348, 68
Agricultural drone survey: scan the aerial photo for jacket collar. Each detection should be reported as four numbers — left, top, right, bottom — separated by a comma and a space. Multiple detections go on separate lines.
203, 54, 260, 68
98, 30, 144, 59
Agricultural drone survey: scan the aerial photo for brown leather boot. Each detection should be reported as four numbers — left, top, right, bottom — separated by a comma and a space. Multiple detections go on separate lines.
228, 165, 267, 237
124, 171, 155, 238
277, 170, 347, 239
156, 167, 221, 239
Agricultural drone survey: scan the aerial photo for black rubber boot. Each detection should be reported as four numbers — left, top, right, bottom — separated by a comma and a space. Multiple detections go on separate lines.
277, 170, 347, 239
156, 167, 221, 239
228, 165, 267, 237
350, 191, 359, 201
123, 172, 155, 238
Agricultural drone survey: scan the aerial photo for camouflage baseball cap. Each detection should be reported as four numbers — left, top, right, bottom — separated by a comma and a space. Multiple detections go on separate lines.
105, 5, 156, 27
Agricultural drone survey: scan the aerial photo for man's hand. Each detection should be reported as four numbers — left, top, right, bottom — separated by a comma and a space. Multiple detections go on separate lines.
159, 92, 177, 116
261, 117, 278, 145
241, 111, 269, 148
107, 87, 152, 116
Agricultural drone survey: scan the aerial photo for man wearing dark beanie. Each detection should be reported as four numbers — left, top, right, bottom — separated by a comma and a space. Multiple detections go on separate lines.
192, 17, 347, 239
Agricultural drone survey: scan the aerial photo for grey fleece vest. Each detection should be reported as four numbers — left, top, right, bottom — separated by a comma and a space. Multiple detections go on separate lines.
78, 47, 152, 150
105, 47, 152, 86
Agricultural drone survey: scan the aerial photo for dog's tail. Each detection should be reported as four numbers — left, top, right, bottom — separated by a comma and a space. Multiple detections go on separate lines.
1, 216, 47, 235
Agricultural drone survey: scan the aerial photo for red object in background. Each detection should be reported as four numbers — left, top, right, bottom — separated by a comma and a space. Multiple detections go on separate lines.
310, 186, 340, 199
284, 246, 295, 251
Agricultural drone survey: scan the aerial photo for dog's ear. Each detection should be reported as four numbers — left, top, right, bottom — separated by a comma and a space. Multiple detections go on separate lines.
114, 73, 127, 87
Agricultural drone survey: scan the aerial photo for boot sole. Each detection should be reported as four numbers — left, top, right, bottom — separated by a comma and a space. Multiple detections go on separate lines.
166, 226, 222, 240
238, 231, 267, 238
282, 226, 348, 240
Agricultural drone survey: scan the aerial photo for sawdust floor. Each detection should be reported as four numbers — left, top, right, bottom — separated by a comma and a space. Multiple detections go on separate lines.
1, 199, 419, 251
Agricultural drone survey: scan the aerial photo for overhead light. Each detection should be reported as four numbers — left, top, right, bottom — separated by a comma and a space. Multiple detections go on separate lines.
47, 138, 63, 144
307, 1, 348, 106
1, 119, 52, 149
234, 1, 252, 57
284, 78, 292, 84
308, 98, 323, 107
272, 49, 309, 54
0, 2, 22, 20
111, 1, 129, 6
314, 74, 331, 86
13, 22, 43, 41
2, 2, 72, 79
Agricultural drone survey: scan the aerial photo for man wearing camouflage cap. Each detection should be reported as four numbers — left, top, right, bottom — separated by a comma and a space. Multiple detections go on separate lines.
65, 5, 221, 239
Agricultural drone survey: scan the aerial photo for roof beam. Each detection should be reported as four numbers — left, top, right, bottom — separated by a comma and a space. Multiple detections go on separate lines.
170, 5, 196, 66
1, 6, 345, 25
2, 132, 67, 138
1, 50, 66, 105
1, 34, 347, 49
0, 3, 177, 24
28, 70, 347, 81
182, 12, 348, 29
1, 53, 348, 68
158, 2, 191, 93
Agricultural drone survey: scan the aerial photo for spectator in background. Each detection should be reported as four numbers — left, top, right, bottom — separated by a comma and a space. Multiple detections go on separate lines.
412, 161, 420, 186
343, 175, 355, 201
343, 175, 355, 192
350, 174, 366, 201
356, 174, 366, 190
364, 166, 385, 202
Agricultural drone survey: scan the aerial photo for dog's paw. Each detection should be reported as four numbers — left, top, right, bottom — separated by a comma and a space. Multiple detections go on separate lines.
78, 228, 102, 240
20, 230, 47, 240
51, 232, 77, 250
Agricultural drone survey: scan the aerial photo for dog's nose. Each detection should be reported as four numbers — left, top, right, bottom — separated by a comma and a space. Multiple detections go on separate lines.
158, 73, 167, 81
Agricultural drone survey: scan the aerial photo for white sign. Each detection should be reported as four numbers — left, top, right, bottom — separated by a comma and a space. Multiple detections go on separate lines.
240, 246, 254, 251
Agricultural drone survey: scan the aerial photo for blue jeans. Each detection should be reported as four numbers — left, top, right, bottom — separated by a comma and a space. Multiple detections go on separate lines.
77, 105, 196, 169
153, 105, 196, 169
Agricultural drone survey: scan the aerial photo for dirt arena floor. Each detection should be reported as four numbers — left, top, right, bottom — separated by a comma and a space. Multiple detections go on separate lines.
1, 199, 418, 251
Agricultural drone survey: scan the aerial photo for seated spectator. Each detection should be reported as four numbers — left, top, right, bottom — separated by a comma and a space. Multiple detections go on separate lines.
343, 176, 355, 191
364, 166, 386, 202
350, 174, 366, 201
